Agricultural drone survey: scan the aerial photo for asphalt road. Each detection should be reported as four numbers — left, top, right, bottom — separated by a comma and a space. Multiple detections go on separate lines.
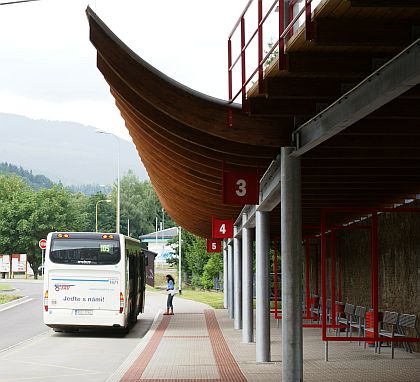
0, 279, 47, 352
0, 281, 164, 381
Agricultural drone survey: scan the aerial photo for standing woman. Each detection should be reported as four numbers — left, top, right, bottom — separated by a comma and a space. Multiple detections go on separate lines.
164, 274, 175, 315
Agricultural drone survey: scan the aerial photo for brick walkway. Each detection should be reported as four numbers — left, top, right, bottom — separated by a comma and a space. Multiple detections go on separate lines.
121, 310, 246, 382
114, 292, 420, 382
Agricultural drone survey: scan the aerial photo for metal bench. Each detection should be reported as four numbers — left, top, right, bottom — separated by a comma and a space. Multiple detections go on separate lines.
336, 303, 355, 336
349, 305, 366, 345
310, 295, 320, 322
396, 314, 419, 354
378, 311, 399, 358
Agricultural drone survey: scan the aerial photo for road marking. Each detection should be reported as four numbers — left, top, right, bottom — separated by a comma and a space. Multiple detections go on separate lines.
8, 359, 104, 373
0, 297, 33, 312
0, 331, 50, 356
0, 371, 102, 381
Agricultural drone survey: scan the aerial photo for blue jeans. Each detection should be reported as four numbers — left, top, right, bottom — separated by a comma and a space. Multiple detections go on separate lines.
167, 293, 174, 309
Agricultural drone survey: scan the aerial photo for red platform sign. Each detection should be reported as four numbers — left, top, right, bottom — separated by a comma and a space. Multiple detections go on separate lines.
206, 239, 222, 253
212, 218, 233, 239
223, 170, 259, 205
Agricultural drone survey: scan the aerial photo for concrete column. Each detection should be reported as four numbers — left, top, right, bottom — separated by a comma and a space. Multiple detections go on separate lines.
242, 215, 254, 343
223, 239, 228, 309
281, 146, 303, 382
256, 210, 271, 362
228, 241, 234, 319
233, 226, 242, 329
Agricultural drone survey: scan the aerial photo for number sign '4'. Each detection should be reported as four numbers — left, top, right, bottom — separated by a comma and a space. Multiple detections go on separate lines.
223, 170, 259, 205
206, 239, 222, 253
212, 218, 234, 239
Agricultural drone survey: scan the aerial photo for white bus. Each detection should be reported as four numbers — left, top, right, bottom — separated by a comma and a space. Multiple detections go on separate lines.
43, 232, 146, 332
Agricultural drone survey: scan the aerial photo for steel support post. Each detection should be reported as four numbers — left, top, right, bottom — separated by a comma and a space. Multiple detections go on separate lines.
223, 239, 228, 309
256, 210, 271, 362
234, 226, 243, 329
242, 215, 254, 343
228, 241, 234, 319
281, 147, 303, 381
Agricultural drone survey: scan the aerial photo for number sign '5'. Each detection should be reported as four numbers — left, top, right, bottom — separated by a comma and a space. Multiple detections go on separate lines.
206, 239, 222, 253
212, 218, 234, 239
223, 170, 259, 205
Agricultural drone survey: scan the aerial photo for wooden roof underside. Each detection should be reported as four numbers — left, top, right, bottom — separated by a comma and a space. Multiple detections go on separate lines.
87, 0, 420, 238
86, 7, 288, 238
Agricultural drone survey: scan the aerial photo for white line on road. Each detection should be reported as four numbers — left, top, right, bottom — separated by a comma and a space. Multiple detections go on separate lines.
0, 296, 33, 312
0, 330, 50, 356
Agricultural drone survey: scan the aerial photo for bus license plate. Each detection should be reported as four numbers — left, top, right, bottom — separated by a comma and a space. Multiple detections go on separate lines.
75, 309, 93, 315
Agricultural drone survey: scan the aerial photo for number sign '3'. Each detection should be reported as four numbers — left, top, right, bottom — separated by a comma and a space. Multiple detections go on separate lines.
223, 170, 259, 205
206, 239, 222, 253
212, 218, 234, 239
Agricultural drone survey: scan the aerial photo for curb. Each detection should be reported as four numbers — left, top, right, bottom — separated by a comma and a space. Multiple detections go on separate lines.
0, 296, 31, 312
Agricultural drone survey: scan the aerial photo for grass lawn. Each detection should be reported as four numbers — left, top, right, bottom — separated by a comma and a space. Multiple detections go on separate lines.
0, 283, 22, 304
177, 289, 224, 309
0, 294, 22, 304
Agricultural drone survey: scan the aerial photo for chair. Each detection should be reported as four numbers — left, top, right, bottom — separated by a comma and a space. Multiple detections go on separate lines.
310, 295, 320, 322
378, 311, 399, 358
325, 299, 332, 325
396, 314, 419, 354
349, 305, 366, 344
336, 303, 355, 336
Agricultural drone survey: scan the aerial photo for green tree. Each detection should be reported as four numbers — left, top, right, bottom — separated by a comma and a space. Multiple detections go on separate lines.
264, 39, 279, 69
201, 252, 223, 290
85, 192, 116, 233
0, 175, 88, 278
118, 171, 175, 237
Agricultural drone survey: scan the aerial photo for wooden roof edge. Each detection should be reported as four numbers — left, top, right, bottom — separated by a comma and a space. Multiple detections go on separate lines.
85, 7, 239, 110
86, 6, 287, 147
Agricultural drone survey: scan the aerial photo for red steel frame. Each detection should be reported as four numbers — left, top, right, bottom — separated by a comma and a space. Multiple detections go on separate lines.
321, 207, 420, 344
227, 0, 313, 111
273, 236, 324, 328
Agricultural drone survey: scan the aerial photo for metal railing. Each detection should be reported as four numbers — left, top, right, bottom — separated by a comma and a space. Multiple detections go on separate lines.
227, 0, 313, 112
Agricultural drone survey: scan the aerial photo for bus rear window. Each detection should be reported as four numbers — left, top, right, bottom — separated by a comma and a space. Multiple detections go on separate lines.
50, 239, 120, 265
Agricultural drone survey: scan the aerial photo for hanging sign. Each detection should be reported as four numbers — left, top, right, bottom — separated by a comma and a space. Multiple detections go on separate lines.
206, 239, 222, 253
212, 218, 234, 239
223, 170, 259, 205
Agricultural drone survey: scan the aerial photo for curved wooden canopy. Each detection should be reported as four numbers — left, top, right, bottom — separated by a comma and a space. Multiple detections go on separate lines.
86, 7, 289, 238
88, 2, 420, 239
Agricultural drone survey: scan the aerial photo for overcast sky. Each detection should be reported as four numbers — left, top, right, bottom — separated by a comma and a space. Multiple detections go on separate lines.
0, 0, 249, 140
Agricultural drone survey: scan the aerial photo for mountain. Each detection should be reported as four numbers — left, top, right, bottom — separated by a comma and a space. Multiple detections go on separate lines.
0, 113, 148, 185
0, 162, 54, 190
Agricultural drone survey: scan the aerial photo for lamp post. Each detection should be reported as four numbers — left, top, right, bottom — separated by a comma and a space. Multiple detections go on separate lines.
95, 199, 111, 233
96, 130, 120, 234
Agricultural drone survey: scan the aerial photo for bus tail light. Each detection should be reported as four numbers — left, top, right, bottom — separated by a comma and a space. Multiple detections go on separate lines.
119, 292, 124, 313
44, 290, 49, 312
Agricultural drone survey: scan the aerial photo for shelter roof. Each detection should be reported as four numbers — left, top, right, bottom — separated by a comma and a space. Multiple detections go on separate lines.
139, 226, 179, 241
87, 1, 420, 238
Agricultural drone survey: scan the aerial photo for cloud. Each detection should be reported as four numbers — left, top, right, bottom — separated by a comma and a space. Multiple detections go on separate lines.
0, 0, 247, 137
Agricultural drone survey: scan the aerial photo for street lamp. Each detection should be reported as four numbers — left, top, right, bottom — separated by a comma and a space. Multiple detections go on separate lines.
96, 130, 120, 234
96, 199, 111, 233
